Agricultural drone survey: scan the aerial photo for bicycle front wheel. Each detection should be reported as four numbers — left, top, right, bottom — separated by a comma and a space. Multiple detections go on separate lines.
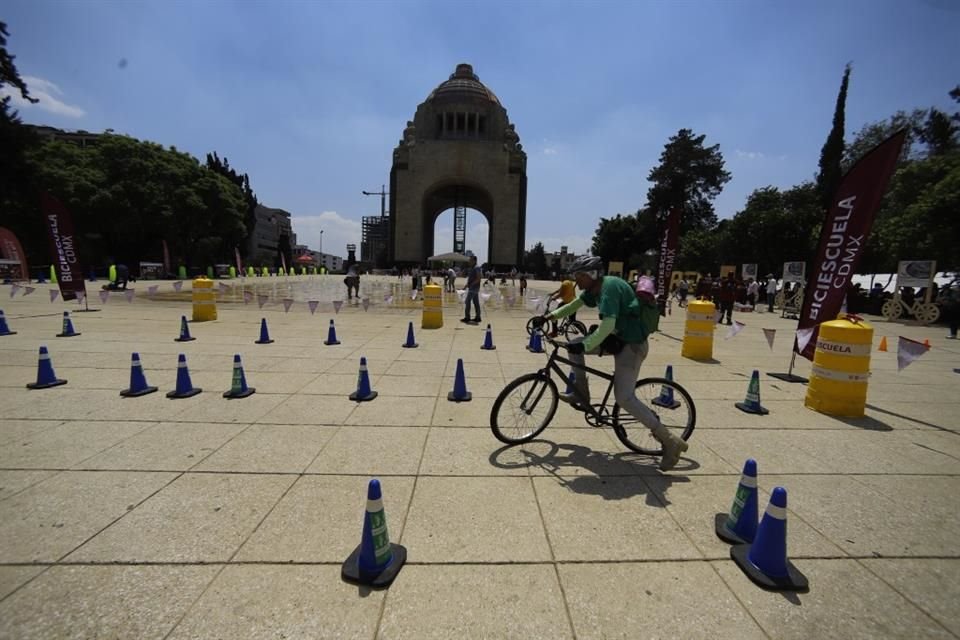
612, 377, 696, 455
490, 372, 559, 445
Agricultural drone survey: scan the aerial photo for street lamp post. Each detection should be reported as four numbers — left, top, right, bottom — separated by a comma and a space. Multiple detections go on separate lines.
361, 185, 388, 218
319, 230, 324, 270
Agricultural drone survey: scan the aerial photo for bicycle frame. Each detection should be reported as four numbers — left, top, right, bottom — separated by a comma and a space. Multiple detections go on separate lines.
535, 339, 618, 425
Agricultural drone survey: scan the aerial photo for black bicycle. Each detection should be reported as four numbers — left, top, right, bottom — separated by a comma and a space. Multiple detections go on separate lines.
524, 300, 588, 341
490, 333, 696, 454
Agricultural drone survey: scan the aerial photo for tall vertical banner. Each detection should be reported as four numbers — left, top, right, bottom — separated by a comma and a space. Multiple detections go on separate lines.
655, 207, 681, 304
162, 239, 171, 276
0, 227, 30, 280
796, 130, 906, 360
234, 246, 243, 274
40, 194, 88, 302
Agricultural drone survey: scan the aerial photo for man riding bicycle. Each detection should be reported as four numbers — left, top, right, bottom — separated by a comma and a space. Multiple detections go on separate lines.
532, 255, 689, 471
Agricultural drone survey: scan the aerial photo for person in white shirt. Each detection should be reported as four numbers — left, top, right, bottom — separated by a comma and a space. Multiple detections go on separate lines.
766, 274, 777, 312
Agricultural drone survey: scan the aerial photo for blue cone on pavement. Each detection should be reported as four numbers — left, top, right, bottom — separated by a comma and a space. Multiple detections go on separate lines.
715, 458, 758, 544
0, 310, 16, 336
56, 311, 80, 337
652, 365, 681, 409
223, 354, 255, 398
447, 358, 472, 402
526, 330, 543, 353
564, 371, 576, 394
341, 478, 407, 588
120, 352, 158, 397
402, 321, 418, 348
255, 318, 274, 344
731, 486, 809, 591
481, 323, 496, 350
736, 369, 769, 415
324, 319, 341, 345
26, 345, 67, 389
167, 353, 202, 398
175, 315, 195, 342
349, 356, 377, 401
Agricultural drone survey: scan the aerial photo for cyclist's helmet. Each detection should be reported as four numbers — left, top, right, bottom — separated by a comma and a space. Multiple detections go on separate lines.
569, 255, 604, 279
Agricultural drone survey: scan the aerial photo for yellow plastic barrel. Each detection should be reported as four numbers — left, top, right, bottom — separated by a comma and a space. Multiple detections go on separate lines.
422, 283, 443, 329
681, 299, 716, 360
191, 277, 217, 321
805, 316, 872, 417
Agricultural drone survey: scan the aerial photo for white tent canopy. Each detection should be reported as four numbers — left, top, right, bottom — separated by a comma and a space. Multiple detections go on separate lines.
427, 252, 471, 263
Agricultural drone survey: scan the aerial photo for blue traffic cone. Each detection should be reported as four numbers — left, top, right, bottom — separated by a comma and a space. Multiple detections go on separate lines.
526, 330, 543, 353
120, 352, 158, 397
255, 318, 274, 344
564, 371, 576, 394
481, 323, 496, 350
715, 459, 759, 544
324, 319, 341, 345
731, 487, 808, 591
0, 310, 16, 336
735, 370, 769, 415
401, 321, 418, 348
88, 267, 97, 282
651, 364, 681, 409
447, 358, 472, 402
37, 269, 46, 284
349, 356, 377, 401
175, 315, 195, 342
166, 353, 202, 398
223, 354, 255, 398
26, 345, 67, 389
341, 478, 407, 588
56, 311, 80, 337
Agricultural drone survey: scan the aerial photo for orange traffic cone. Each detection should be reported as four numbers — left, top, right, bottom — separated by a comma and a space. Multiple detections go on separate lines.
878, 336, 887, 352
923, 338, 930, 348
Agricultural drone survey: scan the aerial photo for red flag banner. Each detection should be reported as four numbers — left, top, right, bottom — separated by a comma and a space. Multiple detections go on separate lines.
796, 130, 906, 360
162, 239, 171, 276
0, 227, 30, 281
234, 246, 243, 274
40, 194, 87, 302
655, 207, 681, 305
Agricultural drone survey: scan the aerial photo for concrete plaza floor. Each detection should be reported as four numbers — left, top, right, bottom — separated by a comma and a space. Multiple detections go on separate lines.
0, 275, 958, 639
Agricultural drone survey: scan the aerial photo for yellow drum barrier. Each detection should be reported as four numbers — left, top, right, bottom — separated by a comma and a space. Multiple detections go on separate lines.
191, 277, 217, 321
681, 299, 716, 360
804, 315, 872, 417
422, 283, 443, 329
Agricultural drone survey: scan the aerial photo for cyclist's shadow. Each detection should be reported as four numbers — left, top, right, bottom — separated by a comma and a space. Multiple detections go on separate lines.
489, 440, 696, 507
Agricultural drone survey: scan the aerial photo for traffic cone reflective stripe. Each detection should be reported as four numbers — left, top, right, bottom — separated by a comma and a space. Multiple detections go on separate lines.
341, 478, 407, 588
731, 486, 809, 591
167, 354, 202, 398
349, 356, 377, 401
324, 319, 341, 345
715, 458, 759, 544
447, 358, 472, 402
175, 315, 195, 342
402, 321, 418, 348
735, 369, 769, 415
121, 352, 158, 397
255, 318, 274, 344
481, 324, 496, 350
26, 345, 67, 389
0, 310, 16, 336
224, 354, 255, 398
652, 364, 681, 409
56, 311, 80, 337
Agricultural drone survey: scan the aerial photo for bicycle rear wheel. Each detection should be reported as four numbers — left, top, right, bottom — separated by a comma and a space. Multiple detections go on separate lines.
612, 377, 696, 455
490, 372, 559, 445
562, 319, 588, 340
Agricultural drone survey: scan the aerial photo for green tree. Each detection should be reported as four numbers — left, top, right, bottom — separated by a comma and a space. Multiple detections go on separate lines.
843, 109, 925, 170
590, 210, 657, 272
0, 21, 39, 235
645, 128, 731, 233
523, 242, 548, 278
816, 63, 850, 211
206, 152, 258, 257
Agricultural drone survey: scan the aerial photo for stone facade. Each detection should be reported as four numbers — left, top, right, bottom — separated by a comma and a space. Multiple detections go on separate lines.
389, 64, 527, 268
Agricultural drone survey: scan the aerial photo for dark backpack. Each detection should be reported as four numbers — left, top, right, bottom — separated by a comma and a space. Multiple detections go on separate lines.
635, 297, 660, 340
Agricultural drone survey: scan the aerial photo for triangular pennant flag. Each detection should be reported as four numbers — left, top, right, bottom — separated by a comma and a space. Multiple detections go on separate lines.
172, 281, 183, 292
897, 336, 929, 372
456, 289, 466, 302
23, 286, 35, 296
362, 298, 370, 311
50, 289, 60, 303
124, 289, 135, 303
218, 282, 229, 294
308, 300, 319, 315
796, 327, 815, 354
243, 291, 253, 304
410, 290, 418, 301
724, 320, 745, 340
147, 285, 159, 295
762, 328, 776, 350
384, 294, 394, 305
333, 300, 343, 313
714, 310, 723, 324
282, 298, 294, 312
480, 292, 492, 303
9, 284, 20, 298
76, 290, 86, 304
98, 290, 109, 304
506, 295, 516, 306
257, 294, 268, 309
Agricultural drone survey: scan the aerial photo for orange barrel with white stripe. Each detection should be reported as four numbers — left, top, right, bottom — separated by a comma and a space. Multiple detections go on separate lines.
681, 299, 716, 360
421, 283, 443, 329
804, 316, 872, 417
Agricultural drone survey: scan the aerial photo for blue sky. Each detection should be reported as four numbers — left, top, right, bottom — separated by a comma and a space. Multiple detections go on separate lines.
3, 0, 958, 264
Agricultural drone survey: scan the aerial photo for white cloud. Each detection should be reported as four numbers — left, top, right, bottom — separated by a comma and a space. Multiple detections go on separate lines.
0, 76, 86, 118
291, 211, 361, 259
735, 149, 766, 160
542, 146, 558, 156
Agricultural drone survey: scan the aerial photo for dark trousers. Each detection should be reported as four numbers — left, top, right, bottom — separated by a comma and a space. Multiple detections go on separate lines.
720, 300, 733, 324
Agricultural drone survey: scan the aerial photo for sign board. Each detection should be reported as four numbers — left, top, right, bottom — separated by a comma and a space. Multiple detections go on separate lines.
782, 261, 806, 284
607, 261, 624, 278
720, 265, 736, 279
896, 260, 936, 288
741, 264, 758, 280
138, 262, 164, 280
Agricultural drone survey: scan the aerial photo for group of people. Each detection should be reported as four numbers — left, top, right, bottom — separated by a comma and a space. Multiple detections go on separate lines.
672, 272, 780, 324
